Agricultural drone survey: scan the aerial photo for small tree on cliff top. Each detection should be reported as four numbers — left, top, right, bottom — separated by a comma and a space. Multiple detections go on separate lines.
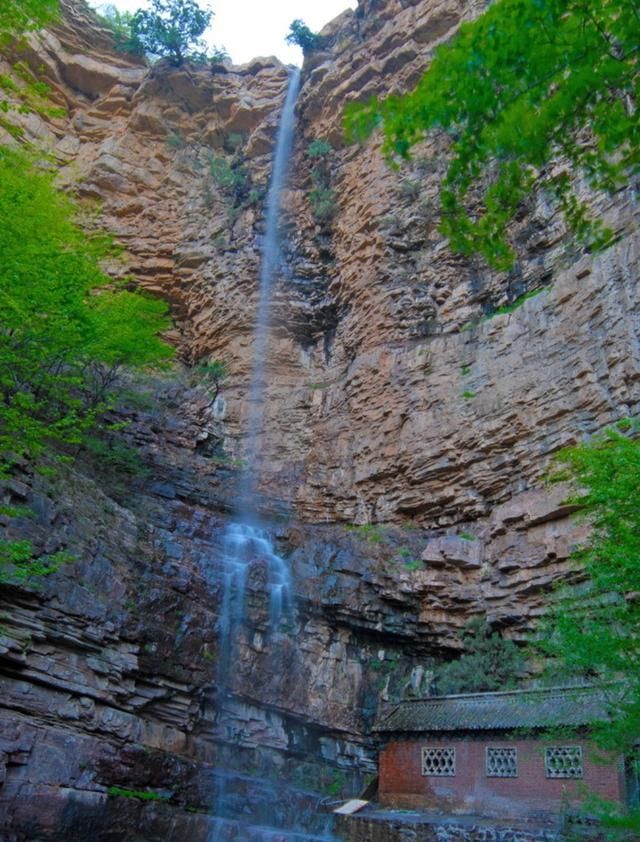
286, 19, 324, 53
131, 0, 212, 66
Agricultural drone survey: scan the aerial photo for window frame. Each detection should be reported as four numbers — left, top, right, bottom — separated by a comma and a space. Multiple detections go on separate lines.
485, 745, 518, 778
544, 745, 584, 779
421, 746, 456, 777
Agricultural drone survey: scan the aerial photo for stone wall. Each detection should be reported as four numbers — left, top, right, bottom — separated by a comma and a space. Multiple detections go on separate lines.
335, 811, 565, 842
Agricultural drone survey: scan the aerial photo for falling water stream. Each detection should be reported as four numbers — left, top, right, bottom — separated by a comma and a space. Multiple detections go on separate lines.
209, 68, 333, 841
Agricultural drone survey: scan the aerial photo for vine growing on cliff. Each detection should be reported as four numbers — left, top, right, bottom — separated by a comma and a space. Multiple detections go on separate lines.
345, 0, 639, 269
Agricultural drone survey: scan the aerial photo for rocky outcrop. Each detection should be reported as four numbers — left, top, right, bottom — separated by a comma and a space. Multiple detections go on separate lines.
0, 385, 382, 839
0, 0, 638, 836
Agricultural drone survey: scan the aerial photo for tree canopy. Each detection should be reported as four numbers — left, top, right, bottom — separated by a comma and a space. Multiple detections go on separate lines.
130, 0, 213, 65
541, 424, 640, 750
0, 146, 172, 476
538, 423, 640, 837
345, 0, 639, 269
435, 618, 524, 695
286, 19, 324, 53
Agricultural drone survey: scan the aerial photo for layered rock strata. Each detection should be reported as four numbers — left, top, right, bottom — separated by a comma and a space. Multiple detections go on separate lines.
0, 0, 638, 837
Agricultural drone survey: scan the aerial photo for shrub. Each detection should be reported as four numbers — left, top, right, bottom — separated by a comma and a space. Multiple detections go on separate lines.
208, 155, 250, 202
96, 5, 144, 55
191, 359, 227, 406
0, 540, 74, 586
107, 785, 169, 801
309, 188, 337, 224
165, 131, 184, 149
285, 19, 324, 53
223, 132, 245, 153
398, 178, 421, 202
307, 138, 332, 158
435, 618, 524, 695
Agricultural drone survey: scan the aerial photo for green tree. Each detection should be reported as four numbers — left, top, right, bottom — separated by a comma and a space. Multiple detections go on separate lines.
538, 423, 640, 837
131, 0, 213, 66
96, 5, 143, 55
435, 618, 524, 695
541, 424, 640, 747
0, 146, 173, 585
191, 359, 227, 407
306, 138, 336, 225
285, 19, 324, 53
0, 145, 172, 476
345, 0, 639, 269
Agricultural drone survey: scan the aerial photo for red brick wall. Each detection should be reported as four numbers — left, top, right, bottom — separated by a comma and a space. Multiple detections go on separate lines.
379, 736, 625, 819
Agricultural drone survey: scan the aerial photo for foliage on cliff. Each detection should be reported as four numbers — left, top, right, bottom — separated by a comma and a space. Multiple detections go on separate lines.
435, 618, 524, 695
0, 0, 62, 129
0, 146, 172, 477
286, 20, 324, 54
540, 423, 640, 837
345, 0, 639, 269
0, 0, 58, 42
95, 5, 144, 56
0, 146, 173, 583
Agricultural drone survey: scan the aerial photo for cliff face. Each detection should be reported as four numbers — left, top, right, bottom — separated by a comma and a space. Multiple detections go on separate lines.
0, 0, 639, 838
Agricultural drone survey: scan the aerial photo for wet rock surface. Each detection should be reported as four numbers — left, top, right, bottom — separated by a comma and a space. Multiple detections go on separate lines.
0, 0, 638, 837
0, 388, 381, 838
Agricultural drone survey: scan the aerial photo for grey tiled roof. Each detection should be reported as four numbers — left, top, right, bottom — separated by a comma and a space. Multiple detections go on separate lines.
374, 685, 618, 733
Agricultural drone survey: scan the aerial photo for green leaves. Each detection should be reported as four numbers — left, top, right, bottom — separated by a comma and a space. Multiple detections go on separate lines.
0, 146, 172, 476
344, 0, 639, 268
0, 0, 58, 41
537, 423, 640, 835
540, 423, 640, 752
285, 20, 325, 53
130, 0, 213, 66
96, 5, 144, 56
435, 618, 524, 695
0, 539, 74, 585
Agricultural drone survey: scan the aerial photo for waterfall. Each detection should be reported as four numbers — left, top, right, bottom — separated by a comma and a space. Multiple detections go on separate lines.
242, 66, 301, 507
216, 66, 300, 638
209, 68, 320, 842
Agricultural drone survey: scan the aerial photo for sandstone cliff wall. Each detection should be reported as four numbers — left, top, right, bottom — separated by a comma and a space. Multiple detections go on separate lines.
0, 0, 638, 837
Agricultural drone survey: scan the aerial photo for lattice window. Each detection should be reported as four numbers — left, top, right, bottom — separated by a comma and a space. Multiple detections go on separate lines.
545, 746, 583, 779
486, 747, 518, 778
421, 747, 456, 776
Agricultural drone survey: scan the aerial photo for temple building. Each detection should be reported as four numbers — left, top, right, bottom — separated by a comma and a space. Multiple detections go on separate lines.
375, 685, 636, 821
